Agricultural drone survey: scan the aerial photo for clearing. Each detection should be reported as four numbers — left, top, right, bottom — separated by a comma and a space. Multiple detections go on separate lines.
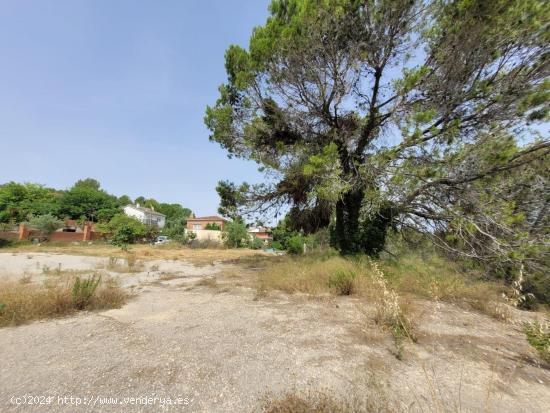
0, 245, 549, 412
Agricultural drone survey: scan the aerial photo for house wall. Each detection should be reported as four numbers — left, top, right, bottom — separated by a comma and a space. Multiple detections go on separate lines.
251, 232, 272, 240
189, 229, 223, 242
186, 219, 226, 231
124, 206, 145, 220
124, 206, 165, 229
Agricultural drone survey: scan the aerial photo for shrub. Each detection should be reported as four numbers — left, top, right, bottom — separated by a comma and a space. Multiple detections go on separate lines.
27, 214, 64, 236
222, 219, 249, 248
72, 275, 101, 309
205, 222, 221, 230
249, 237, 264, 250
101, 214, 147, 246
286, 235, 304, 255
0, 276, 127, 327
190, 238, 223, 249
271, 240, 283, 250
524, 321, 550, 363
328, 270, 357, 295
0, 239, 14, 248
523, 271, 550, 308
370, 261, 416, 359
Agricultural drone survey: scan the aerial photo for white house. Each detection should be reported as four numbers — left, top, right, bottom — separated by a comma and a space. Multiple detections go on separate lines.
123, 204, 166, 229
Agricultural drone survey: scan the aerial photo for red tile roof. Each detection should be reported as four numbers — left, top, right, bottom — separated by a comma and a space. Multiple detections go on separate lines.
187, 215, 228, 222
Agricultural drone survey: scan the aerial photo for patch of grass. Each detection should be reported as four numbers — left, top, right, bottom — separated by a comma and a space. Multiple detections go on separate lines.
328, 270, 357, 295
255, 251, 511, 321
259, 387, 391, 413
256, 252, 373, 297
524, 321, 550, 363
19, 274, 32, 284
72, 275, 101, 310
0, 275, 128, 327
104, 254, 144, 273
380, 253, 509, 320
158, 272, 181, 281
195, 277, 218, 289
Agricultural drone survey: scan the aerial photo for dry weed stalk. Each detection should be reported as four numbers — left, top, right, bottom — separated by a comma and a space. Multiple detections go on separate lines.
370, 261, 416, 359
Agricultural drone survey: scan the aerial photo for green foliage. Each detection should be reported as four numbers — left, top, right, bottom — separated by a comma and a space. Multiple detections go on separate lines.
73, 178, 101, 190
304, 228, 331, 251
215, 180, 249, 219
117, 195, 132, 206
101, 214, 147, 246
271, 218, 298, 249
222, 219, 249, 248
205, 0, 550, 273
328, 270, 357, 295
523, 271, 550, 308
58, 180, 120, 222
162, 217, 188, 243
286, 235, 304, 255
72, 275, 101, 310
0, 182, 60, 223
271, 240, 283, 250
524, 322, 550, 363
205, 222, 222, 230
27, 214, 64, 235
144, 224, 161, 243
249, 237, 265, 250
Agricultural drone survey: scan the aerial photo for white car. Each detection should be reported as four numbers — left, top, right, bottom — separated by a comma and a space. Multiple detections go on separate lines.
154, 236, 170, 245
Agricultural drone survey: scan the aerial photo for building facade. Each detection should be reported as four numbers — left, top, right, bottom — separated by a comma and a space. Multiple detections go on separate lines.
123, 204, 166, 228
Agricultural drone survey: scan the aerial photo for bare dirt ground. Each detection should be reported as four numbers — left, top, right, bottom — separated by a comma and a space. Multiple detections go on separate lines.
1, 251, 549, 412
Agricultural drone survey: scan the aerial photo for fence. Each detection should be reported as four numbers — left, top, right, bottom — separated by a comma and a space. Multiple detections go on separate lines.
0, 224, 104, 243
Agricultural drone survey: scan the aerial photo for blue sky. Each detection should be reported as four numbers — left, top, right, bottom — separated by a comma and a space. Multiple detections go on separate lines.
0, 0, 270, 215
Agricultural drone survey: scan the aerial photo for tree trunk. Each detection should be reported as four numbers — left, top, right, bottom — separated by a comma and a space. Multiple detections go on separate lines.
333, 188, 364, 255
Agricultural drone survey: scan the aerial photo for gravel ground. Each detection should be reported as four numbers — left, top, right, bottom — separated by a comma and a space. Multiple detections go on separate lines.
1, 253, 549, 412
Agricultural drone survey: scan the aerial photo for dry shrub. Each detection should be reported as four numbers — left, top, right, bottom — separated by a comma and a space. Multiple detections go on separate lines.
259, 386, 392, 413
370, 261, 417, 359
0, 275, 128, 327
105, 254, 144, 273
195, 277, 218, 289
381, 253, 509, 320
256, 254, 374, 297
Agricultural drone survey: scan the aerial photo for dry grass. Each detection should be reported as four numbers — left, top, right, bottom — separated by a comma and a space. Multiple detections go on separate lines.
253, 251, 510, 322
381, 253, 510, 320
195, 277, 218, 289
0, 275, 128, 327
256, 253, 375, 297
259, 386, 392, 413
2, 243, 268, 265
99, 254, 145, 273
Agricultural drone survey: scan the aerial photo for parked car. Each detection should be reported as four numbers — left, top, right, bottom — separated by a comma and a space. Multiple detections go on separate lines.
154, 236, 170, 245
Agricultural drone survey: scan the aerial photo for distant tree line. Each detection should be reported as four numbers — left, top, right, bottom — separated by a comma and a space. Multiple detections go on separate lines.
0, 178, 192, 240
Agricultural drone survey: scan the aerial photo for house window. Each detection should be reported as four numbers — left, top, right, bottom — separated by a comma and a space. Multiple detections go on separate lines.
193, 224, 201, 231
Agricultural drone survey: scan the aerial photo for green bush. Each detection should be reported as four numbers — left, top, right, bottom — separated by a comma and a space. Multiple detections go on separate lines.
524, 321, 550, 363
205, 222, 221, 230
523, 271, 550, 308
162, 217, 187, 243
249, 237, 264, 250
101, 214, 146, 246
286, 235, 304, 255
271, 240, 283, 250
27, 214, 64, 235
222, 220, 249, 248
72, 275, 101, 310
328, 270, 357, 295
